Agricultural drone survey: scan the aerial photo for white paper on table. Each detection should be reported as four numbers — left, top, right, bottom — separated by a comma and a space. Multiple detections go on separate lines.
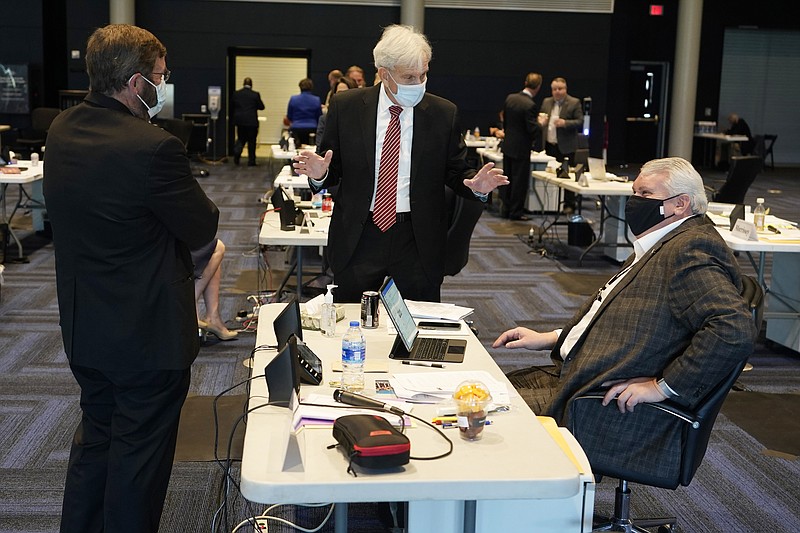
405, 300, 474, 321
389, 371, 510, 405
293, 393, 414, 431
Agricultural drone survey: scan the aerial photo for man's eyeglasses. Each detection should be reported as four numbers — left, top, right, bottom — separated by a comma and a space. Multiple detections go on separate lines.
152, 69, 171, 83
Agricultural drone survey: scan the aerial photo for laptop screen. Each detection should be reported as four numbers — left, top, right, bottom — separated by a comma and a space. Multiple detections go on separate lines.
587, 157, 607, 180
379, 278, 418, 351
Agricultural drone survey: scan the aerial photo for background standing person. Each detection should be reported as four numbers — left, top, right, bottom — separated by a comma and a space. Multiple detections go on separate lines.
346, 64, 366, 87
293, 25, 508, 303
316, 75, 357, 143
501, 72, 542, 220
284, 77, 322, 146
43, 24, 219, 533
231, 77, 265, 166
539, 76, 584, 211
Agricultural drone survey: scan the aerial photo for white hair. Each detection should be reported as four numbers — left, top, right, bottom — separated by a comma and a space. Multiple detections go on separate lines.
373, 25, 432, 72
639, 157, 708, 214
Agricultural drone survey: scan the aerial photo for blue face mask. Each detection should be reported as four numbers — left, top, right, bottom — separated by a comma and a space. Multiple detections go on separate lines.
386, 71, 426, 108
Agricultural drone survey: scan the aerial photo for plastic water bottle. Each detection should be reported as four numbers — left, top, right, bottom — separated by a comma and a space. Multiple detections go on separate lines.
341, 321, 365, 392
753, 198, 766, 232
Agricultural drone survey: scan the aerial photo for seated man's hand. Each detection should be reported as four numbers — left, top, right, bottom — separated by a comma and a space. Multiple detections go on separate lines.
601, 377, 667, 413
492, 327, 558, 351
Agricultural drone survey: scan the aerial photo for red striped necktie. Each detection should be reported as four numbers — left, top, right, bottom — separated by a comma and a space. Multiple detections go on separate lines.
373, 105, 403, 232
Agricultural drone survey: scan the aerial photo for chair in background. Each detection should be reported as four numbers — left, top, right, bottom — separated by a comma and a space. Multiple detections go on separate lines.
159, 119, 209, 177
9, 107, 61, 158
443, 187, 484, 277
568, 275, 763, 533
760, 134, 777, 170
708, 155, 762, 204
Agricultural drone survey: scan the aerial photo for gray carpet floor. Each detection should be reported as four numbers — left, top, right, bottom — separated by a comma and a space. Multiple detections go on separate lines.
1, 156, 799, 532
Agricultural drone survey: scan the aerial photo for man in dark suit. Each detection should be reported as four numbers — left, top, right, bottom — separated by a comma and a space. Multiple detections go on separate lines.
539, 77, 584, 211
494, 157, 754, 474
293, 25, 508, 302
232, 77, 265, 166
43, 24, 219, 533
501, 72, 542, 220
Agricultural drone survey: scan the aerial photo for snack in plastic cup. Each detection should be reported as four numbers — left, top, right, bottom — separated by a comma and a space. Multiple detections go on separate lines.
453, 380, 492, 441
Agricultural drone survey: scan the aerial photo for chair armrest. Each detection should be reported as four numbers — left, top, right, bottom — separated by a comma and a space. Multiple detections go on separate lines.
574, 392, 700, 429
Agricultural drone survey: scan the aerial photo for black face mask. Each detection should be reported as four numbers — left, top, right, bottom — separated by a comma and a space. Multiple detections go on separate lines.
624, 194, 681, 235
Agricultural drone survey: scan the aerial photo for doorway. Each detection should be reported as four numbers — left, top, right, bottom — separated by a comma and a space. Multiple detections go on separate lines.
625, 61, 669, 164
227, 48, 311, 159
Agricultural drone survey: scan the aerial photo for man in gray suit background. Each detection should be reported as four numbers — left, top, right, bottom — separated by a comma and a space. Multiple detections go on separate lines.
539, 76, 584, 211
494, 157, 753, 440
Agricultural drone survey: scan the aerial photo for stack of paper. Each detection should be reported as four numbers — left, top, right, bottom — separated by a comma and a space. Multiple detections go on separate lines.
292, 393, 414, 431
406, 300, 474, 321
389, 371, 510, 405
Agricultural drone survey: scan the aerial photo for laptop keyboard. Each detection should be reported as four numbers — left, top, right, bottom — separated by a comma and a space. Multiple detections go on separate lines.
414, 338, 449, 360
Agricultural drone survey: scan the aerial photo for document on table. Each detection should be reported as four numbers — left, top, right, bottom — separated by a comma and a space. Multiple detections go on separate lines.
389, 371, 510, 405
405, 300, 474, 321
293, 393, 414, 431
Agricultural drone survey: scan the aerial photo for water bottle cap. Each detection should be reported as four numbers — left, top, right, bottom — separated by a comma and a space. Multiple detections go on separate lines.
756, 197, 764, 203
350, 321, 360, 327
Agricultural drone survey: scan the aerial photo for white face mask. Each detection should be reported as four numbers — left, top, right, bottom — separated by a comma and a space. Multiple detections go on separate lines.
131, 73, 167, 119
386, 71, 426, 108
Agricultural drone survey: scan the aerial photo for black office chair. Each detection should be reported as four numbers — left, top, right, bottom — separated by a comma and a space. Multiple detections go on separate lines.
159, 119, 209, 177
9, 107, 61, 158
708, 155, 762, 204
443, 187, 484, 276
568, 275, 763, 533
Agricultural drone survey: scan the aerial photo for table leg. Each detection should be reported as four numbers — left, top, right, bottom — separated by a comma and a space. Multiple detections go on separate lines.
334, 502, 347, 533
296, 246, 303, 300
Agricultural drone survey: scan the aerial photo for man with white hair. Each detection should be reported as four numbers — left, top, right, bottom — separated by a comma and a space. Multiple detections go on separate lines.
294, 25, 507, 302
494, 157, 754, 427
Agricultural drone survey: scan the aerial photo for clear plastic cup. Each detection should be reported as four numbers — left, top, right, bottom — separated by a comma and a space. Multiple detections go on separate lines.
453, 380, 492, 441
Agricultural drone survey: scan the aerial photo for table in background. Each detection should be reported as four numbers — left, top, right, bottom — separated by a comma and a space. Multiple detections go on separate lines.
274, 165, 311, 191
240, 303, 594, 533
258, 209, 330, 299
1, 162, 45, 262
693, 132, 748, 169
714, 213, 800, 352
533, 171, 634, 264
476, 148, 556, 212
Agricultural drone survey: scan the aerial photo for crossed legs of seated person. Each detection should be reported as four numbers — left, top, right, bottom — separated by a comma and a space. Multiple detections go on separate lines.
192, 239, 238, 340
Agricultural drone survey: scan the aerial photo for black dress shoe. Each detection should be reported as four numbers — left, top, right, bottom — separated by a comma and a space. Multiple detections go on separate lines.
233, 156, 240, 166
247, 162, 258, 167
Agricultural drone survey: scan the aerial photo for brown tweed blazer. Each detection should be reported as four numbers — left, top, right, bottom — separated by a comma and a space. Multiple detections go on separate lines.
548, 215, 755, 481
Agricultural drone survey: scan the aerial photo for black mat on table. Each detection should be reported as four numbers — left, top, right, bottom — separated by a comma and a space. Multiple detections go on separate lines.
722, 391, 800, 458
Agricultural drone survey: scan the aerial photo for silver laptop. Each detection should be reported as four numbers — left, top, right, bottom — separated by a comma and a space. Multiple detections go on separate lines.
379, 277, 466, 363
587, 157, 609, 180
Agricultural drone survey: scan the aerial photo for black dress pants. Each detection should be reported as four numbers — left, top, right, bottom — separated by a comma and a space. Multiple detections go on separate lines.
502, 154, 530, 219
331, 215, 440, 303
60, 364, 191, 533
235, 125, 258, 165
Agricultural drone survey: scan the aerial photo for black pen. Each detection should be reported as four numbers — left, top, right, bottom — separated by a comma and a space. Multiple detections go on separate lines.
402, 361, 445, 369
767, 225, 781, 234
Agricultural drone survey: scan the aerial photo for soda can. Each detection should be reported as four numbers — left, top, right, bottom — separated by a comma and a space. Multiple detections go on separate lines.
360, 291, 380, 329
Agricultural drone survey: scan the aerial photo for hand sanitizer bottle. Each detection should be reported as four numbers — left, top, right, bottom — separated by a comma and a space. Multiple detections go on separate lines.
320, 284, 338, 337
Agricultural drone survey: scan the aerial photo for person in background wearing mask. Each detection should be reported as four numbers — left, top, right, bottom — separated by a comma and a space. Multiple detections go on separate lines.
493, 157, 754, 475
293, 24, 508, 302
43, 24, 219, 533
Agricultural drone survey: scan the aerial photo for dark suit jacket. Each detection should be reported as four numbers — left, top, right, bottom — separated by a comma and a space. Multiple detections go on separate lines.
44, 93, 219, 371
232, 87, 265, 128
540, 94, 584, 155
314, 85, 478, 284
502, 90, 539, 159
548, 216, 754, 480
